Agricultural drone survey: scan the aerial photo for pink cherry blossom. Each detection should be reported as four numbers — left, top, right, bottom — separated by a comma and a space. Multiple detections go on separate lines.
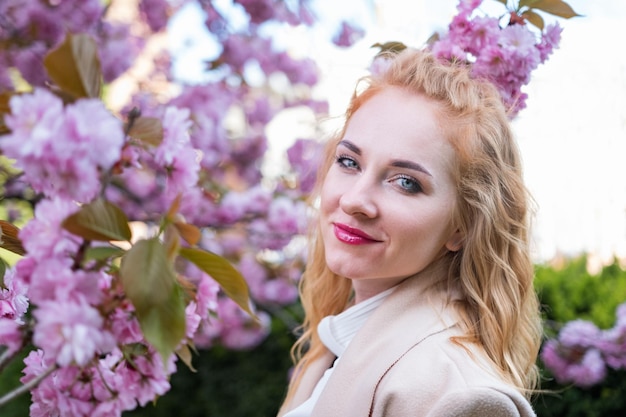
204, 298, 271, 350
154, 106, 193, 166
2, 90, 125, 202
333, 21, 365, 48
97, 22, 143, 83
28, 259, 105, 305
429, 0, 563, 117
0, 267, 29, 322
192, 273, 221, 320
120, 349, 174, 407
0, 318, 24, 355
2, 89, 64, 158
33, 300, 116, 367
541, 319, 609, 387
139, 0, 171, 32
18, 197, 80, 261
109, 305, 144, 345
287, 138, 323, 193
235, 0, 276, 25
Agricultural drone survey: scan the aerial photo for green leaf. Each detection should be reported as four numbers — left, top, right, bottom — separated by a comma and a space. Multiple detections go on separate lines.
522, 9, 545, 30
0, 258, 7, 288
139, 284, 186, 367
44, 33, 102, 99
371, 41, 407, 57
524, 0, 581, 19
126, 117, 164, 147
62, 199, 132, 242
120, 238, 186, 364
120, 238, 176, 307
179, 247, 254, 317
0, 220, 26, 256
84, 245, 126, 262
425, 32, 440, 47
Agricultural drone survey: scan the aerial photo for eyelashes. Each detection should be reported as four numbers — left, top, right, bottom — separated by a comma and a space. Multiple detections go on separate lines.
392, 174, 423, 194
335, 154, 358, 169
334, 154, 424, 195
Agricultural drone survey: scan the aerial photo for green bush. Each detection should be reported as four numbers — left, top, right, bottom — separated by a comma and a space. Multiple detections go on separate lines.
533, 256, 626, 416
535, 256, 626, 331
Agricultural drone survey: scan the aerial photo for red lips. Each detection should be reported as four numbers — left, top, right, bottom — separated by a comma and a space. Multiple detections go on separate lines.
333, 223, 380, 245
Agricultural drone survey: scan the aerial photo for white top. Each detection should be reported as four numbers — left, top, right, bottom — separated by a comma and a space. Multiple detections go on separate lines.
283, 287, 396, 417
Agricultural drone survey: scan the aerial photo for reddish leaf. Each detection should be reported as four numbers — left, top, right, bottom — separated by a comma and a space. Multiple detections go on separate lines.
0, 92, 15, 135
522, 10, 545, 30
44, 33, 102, 99
176, 343, 197, 372
165, 194, 183, 221
126, 117, 164, 147
523, 0, 581, 19
174, 222, 201, 246
62, 199, 132, 242
0, 220, 25, 256
164, 224, 181, 262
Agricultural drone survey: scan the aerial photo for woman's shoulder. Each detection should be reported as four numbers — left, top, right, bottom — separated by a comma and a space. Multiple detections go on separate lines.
390, 324, 499, 382
374, 328, 536, 416
426, 386, 533, 417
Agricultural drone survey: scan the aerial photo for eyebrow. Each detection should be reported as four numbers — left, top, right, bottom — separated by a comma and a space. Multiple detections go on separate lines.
338, 140, 361, 155
338, 140, 433, 177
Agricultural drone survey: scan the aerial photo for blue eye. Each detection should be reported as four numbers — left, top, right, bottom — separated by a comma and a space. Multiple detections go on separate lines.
336, 155, 359, 170
394, 175, 422, 194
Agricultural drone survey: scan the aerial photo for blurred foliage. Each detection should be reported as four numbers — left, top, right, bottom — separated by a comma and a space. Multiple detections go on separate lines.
0, 347, 31, 417
534, 255, 626, 416
123, 315, 295, 417
535, 368, 626, 417
3, 256, 626, 416
535, 255, 626, 331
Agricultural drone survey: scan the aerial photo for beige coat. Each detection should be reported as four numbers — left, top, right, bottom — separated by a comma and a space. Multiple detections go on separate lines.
278, 268, 537, 417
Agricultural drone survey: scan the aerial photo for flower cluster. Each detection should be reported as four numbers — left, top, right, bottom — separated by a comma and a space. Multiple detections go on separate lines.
429, 0, 563, 117
2, 89, 124, 203
0, 90, 217, 412
0, 0, 331, 414
541, 303, 626, 387
0, 0, 140, 87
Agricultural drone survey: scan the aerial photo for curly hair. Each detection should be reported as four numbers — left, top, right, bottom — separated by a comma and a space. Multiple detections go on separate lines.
283, 47, 542, 404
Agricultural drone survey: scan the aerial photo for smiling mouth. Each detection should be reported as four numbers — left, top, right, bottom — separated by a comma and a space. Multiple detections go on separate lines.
333, 223, 380, 245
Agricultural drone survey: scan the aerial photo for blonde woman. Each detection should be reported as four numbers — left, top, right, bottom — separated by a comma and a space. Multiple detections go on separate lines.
277, 48, 542, 417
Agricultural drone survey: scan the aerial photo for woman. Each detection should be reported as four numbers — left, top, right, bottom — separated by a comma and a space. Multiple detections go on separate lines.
277, 48, 542, 417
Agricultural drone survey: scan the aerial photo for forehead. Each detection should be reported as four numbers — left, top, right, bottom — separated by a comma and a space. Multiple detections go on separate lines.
342, 87, 456, 174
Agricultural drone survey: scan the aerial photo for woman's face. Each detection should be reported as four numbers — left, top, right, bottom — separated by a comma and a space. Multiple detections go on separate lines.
320, 87, 462, 302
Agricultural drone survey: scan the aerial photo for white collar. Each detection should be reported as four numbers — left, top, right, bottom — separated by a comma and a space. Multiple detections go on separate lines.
317, 286, 396, 358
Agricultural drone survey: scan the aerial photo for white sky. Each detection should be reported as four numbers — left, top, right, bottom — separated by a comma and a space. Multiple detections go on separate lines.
170, 0, 626, 263
301, 0, 626, 263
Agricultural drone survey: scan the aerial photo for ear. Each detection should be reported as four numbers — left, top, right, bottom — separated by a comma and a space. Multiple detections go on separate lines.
445, 230, 464, 252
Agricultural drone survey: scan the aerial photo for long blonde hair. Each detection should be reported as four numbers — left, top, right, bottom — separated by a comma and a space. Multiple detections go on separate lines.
283, 47, 542, 404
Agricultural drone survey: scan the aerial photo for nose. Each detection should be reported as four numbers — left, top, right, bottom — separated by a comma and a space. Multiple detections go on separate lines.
339, 174, 378, 218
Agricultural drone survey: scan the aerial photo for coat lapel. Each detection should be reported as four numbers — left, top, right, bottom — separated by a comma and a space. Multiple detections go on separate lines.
311, 262, 458, 417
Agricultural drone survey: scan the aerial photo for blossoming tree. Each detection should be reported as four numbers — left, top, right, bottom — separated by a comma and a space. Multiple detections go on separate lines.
1, 0, 616, 416
0, 0, 351, 414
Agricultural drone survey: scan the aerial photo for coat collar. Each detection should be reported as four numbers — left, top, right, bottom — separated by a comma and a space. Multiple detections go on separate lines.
311, 260, 458, 416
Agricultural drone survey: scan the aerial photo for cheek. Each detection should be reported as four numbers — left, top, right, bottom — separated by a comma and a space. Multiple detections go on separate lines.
319, 176, 339, 215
